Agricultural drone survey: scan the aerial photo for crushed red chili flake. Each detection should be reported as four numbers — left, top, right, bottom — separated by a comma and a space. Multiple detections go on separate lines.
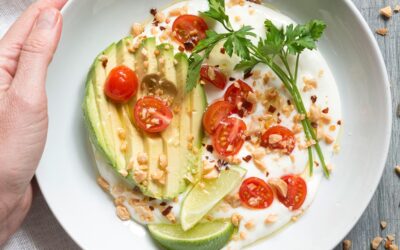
229, 77, 236, 81
162, 206, 173, 216
150, 8, 157, 16
287, 99, 292, 105
220, 47, 226, 54
159, 26, 166, 31
217, 159, 228, 169
337, 120, 342, 125
206, 144, 214, 153
244, 71, 253, 79
268, 105, 277, 113
149, 206, 155, 211
149, 197, 156, 201
322, 107, 329, 114
265, 171, 269, 177
277, 118, 282, 124
184, 42, 195, 51
245, 135, 251, 141
311, 95, 317, 103
311, 122, 318, 128
314, 161, 320, 167
178, 46, 185, 52
277, 112, 281, 117
243, 155, 252, 162
242, 101, 252, 111
159, 202, 167, 206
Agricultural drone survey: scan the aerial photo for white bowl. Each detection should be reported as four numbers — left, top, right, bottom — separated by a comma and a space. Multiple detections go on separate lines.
37, 0, 392, 249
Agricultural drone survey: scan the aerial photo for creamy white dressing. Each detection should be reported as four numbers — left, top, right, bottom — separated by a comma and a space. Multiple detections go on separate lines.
93, 1, 342, 249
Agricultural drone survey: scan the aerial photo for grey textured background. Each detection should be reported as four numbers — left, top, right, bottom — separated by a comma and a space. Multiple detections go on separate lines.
0, 0, 399, 249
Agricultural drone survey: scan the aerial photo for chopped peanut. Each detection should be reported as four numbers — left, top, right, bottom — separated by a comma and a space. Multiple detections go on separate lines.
116, 205, 131, 221
343, 240, 352, 250
133, 170, 147, 183
114, 196, 126, 206
395, 165, 400, 176
264, 214, 279, 224
302, 77, 318, 91
376, 28, 389, 36
131, 23, 144, 37
269, 134, 283, 144
371, 236, 383, 250
380, 6, 393, 18
97, 176, 110, 191
231, 213, 243, 227
159, 154, 168, 169
380, 220, 388, 229
252, 147, 266, 160
244, 220, 255, 230
269, 178, 288, 197
137, 152, 148, 165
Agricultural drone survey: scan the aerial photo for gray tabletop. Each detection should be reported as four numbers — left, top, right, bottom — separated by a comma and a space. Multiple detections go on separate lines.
0, 0, 399, 249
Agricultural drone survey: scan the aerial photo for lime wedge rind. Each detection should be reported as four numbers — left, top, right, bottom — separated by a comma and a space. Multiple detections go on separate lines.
148, 220, 234, 250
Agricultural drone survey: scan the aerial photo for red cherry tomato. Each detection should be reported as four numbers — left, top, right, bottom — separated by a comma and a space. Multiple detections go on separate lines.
172, 15, 208, 50
239, 177, 274, 209
260, 125, 296, 154
133, 97, 173, 133
276, 175, 307, 210
224, 80, 254, 117
212, 117, 246, 156
200, 65, 227, 90
202, 101, 235, 135
104, 66, 139, 103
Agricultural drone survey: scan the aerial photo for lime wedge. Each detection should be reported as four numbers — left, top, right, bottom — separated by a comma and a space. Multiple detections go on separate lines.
180, 166, 246, 231
148, 220, 234, 250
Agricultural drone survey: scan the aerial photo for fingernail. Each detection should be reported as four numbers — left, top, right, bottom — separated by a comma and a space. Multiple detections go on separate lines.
36, 8, 59, 30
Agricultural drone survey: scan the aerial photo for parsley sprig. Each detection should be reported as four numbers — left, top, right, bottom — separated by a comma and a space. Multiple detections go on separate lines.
186, 0, 255, 92
187, 0, 329, 177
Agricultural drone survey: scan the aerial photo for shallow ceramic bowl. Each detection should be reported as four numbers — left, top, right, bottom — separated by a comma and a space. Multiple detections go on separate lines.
36, 0, 392, 249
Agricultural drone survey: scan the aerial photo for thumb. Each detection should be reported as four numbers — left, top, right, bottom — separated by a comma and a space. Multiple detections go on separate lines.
12, 7, 62, 100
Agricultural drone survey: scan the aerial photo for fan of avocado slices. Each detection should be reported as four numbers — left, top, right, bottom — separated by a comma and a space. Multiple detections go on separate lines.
83, 36, 207, 200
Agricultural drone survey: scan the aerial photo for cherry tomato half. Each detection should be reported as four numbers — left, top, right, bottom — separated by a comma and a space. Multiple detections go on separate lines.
239, 177, 274, 209
200, 65, 227, 90
212, 117, 246, 157
104, 65, 139, 103
202, 101, 235, 135
172, 15, 208, 50
224, 80, 254, 117
276, 175, 307, 210
133, 96, 173, 133
260, 125, 296, 154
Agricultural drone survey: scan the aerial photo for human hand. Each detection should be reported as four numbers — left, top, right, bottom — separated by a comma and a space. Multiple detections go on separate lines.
0, 0, 67, 244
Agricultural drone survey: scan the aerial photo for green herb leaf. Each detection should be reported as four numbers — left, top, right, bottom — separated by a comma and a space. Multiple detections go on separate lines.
186, 53, 205, 93
234, 58, 259, 73
202, 0, 232, 31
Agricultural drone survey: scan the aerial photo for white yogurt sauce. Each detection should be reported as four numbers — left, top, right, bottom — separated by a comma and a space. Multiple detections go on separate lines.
93, 1, 342, 249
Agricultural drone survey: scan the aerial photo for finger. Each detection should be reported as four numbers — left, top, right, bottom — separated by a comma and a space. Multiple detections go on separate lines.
0, 0, 67, 80
11, 7, 63, 100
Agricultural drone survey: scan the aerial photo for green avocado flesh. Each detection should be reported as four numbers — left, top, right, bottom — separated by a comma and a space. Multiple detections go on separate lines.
82, 37, 207, 199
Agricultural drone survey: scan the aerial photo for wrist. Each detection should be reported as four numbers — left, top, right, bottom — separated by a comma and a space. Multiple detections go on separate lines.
0, 186, 32, 245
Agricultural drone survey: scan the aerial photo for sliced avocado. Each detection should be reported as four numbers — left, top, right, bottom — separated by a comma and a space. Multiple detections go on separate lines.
84, 38, 208, 199
82, 70, 113, 163
135, 38, 165, 199
102, 44, 128, 177
115, 37, 145, 185
157, 46, 183, 198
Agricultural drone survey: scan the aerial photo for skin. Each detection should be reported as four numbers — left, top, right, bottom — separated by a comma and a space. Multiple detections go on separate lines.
0, 0, 67, 244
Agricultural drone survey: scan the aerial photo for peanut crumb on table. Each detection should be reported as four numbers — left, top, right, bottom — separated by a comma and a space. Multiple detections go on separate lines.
376, 28, 389, 36
343, 239, 352, 250
395, 165, 400, 176
371, 236, 383, 250
380, 220, 388, 229
380, 6, 393, 18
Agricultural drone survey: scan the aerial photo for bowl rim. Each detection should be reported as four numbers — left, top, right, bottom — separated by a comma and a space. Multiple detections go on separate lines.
36, 0, 393, 249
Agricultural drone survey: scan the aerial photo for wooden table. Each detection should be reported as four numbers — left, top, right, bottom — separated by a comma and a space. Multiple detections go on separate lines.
333, 1, 400, 249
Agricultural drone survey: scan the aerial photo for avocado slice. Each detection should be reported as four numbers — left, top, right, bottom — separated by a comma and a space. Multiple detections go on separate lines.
135, 38, 165, 198
83, 37, 207, 199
